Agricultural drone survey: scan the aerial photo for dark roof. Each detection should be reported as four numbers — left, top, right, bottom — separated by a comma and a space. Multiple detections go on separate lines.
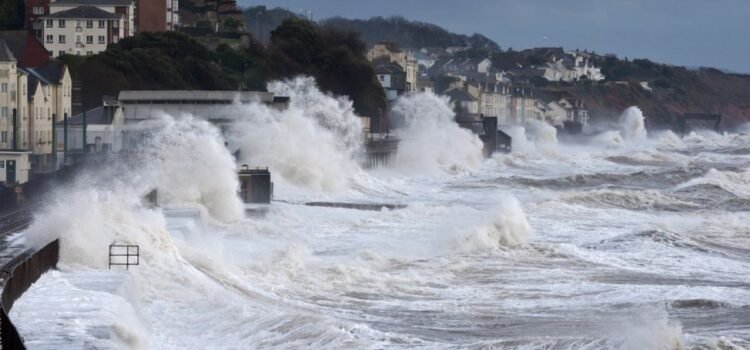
445, 88, 477, 102
0, 31, 50, 68
24, 60, 66, 85
0, 32, 26, 61
0, 40, 15, 61
374, 62, 404, 75
23, 71, 42, 97
56, 105, 117, 126
51, 0, 133, 5
44, 6, 123, 19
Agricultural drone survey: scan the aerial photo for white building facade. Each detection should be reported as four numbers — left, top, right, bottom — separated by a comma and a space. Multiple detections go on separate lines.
40, 5, 130, 57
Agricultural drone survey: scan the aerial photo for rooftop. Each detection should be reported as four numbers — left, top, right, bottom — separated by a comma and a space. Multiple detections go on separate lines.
44, 6, 123, 19
0, 39, 16, 62
118, 91, 279, 104
56, 105, 118, 126
50, 0, 134, 6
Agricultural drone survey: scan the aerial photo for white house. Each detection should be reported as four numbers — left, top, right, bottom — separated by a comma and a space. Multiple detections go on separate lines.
40, 6, 128, 57
48, 0, 136, 36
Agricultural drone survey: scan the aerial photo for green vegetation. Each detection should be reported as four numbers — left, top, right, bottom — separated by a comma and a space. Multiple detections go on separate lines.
321, 16, 500, 50
62, 23, 385, 117
0, 0, 24, 30
267, 18, 385, 117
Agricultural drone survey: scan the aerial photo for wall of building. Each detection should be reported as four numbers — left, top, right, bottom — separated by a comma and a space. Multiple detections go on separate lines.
136, 0, 167, 32
0, 152, 31, 184
41, 18, 123, 57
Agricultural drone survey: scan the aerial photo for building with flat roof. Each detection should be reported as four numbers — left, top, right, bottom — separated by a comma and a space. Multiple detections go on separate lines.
118, 90, 289, 123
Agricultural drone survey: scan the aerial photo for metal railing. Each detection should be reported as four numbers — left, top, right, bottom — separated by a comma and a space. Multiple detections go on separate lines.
108, 244, 139, 270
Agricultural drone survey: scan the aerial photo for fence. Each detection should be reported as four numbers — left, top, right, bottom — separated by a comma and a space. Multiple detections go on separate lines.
0, 240, 60, 349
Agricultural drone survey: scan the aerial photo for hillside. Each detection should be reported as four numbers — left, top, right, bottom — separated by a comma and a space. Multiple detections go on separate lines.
320, 16, 500, 50
61, 24, 385, 117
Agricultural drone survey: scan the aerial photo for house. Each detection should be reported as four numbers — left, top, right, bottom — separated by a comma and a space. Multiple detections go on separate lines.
445, 88, 479, 115
39, 6, 130, 57
509, 87, 543, 124
0, 31, 72, 174
0, 31, 51, 68
367, 42, 418, 92
47, 0, 136, 36
475, 82, 512, 121
0, 40, 33, 185
22, 61, 72, 171
542, 97, 590, 126
431, 57, 492, 77
373, 61, 406, 101
54, 102, 124, 157
413, 51, 436, 70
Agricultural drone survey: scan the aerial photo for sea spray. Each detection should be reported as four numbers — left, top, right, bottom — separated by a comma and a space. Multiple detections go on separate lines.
457, 196, 532, 251
620, 106, 648, 140
506, 126, 531, 153
144, 113, 244, 222
228, 77, 364, 191
526, 119, 559, 154
25, 113, 243, 265
390, 92, 484, 174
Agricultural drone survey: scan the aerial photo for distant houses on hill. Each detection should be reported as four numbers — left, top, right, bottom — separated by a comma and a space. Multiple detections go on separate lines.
367, 41, 601, 128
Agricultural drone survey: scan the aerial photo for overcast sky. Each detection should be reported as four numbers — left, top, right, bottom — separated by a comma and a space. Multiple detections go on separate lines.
238, 0, 750, 73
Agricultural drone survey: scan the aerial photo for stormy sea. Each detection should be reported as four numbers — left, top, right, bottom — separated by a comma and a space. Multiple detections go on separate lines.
11, 79, 750, 349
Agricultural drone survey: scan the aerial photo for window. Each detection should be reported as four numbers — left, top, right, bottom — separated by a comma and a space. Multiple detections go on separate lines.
59, 20, 66, 28
1, 132, 6, 143
59, 51, 65, 56
112, 21, 118, 28
46, 35, 53, 43
86, 20, 93, 28
58, 35, 66, 43
33, 7, 44, 15
86, 35, 93, 44
0, 161, 4, 168
0, 83, 6, 93
76, 35, 81, 43
98, 20, 105, 28
113, 35, 119, 43
98, 35, 105, 44
86, 51, 93, 56
46, 19, 53, 28
76, 50, 81, 55
0, 107, 7, 117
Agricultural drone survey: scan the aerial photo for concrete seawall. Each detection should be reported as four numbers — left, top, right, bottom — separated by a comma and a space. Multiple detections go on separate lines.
0, 240, 59, 349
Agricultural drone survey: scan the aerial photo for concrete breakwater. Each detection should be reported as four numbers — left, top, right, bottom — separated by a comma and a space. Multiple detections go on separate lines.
0, 240, 60, 349
305, 202, 407, 211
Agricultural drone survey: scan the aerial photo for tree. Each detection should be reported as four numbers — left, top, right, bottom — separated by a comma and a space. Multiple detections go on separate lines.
0, 0, 24, 30
267, 18, 386, 117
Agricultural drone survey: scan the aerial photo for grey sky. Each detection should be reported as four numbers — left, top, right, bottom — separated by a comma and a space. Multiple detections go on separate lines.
238, 0, 750, 73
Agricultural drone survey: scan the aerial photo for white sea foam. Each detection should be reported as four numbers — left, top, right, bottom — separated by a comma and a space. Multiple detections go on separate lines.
676, 168, 750, 198
620, 106, 648, 140
457, 196, 532, 251
390, 92, 484, 174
